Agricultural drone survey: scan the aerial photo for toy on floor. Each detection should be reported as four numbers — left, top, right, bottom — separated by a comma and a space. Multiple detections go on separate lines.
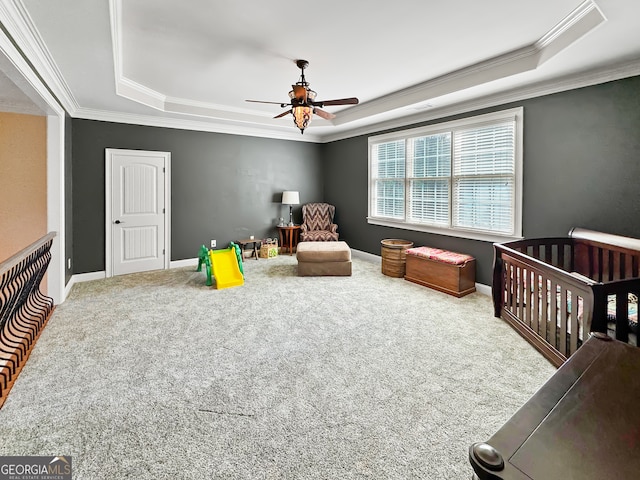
197, 242, 244, 289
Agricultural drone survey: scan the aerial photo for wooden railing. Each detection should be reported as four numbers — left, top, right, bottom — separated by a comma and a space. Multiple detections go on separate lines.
0, 232, 56, 408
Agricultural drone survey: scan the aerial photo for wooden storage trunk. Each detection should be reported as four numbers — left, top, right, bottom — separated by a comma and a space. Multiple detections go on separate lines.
404, 247, 476, 297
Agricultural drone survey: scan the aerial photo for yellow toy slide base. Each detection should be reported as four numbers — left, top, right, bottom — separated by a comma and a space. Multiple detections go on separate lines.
208, 248, 244, 289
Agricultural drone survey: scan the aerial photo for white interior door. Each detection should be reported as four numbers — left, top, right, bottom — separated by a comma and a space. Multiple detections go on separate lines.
106, 149, 170, 276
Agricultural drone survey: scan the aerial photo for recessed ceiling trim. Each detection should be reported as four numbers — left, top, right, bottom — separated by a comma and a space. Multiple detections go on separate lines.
116, 76, 166, 110
2, 0, 79, 114
73, 106, 322, 143
71, 57, 640, 145
334, 0, 605, 126
320, 58, 640, 144
109, 0, 604, 134
535, 0, 607, 64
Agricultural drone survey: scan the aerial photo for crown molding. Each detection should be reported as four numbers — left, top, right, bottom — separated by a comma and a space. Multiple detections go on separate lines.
319, 58, 640, 143
61, 56, 640, 145
73, 106, 321, 143
1, 0, 79, 114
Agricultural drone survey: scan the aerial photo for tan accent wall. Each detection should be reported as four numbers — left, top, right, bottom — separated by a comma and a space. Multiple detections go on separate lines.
0, 112, 47, 263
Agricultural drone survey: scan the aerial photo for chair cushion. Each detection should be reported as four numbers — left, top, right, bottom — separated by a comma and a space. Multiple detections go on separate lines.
300, 230, 339, 242
406, 246, 474, 265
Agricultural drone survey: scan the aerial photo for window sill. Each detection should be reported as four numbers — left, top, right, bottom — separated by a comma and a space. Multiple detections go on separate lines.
367, 217, 523, 244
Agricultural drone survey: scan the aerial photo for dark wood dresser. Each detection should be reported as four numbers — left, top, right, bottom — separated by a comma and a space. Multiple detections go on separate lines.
469, 333, 640, 479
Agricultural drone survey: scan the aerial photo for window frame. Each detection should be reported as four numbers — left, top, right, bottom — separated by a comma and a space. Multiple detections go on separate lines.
367, 107, 524, 243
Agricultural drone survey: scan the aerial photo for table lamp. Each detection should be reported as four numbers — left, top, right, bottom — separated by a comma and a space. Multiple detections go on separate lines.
282, 191, 300, 226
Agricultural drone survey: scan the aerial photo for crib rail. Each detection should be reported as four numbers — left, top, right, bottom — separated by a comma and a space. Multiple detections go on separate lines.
495, 242, 594, 367
0, 232, 56, 408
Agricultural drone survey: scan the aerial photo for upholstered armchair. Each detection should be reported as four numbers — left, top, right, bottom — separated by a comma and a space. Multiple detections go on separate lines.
300, 203, 339, 242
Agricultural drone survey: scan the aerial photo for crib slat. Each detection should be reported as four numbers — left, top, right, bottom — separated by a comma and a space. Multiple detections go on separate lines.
540, 275, 548, 344
558, 244, 565, 270
517, 266, 524, 325
549, 279, 559, 347
526, 271, 539, 333
569, 293, 579, 355
559, 287, 568, 356
521, 267, 528, 326
612, 252, 621, 281
506, 263, 515, 314
596, 248, 604, 282
624, 254, 633, 280
587, 246, 596, 280
532, 245, 540, 262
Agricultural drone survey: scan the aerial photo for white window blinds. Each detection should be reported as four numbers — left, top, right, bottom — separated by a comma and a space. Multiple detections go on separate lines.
368, 107, 522, 241
372, 140, 405, 219
453, 122, 515, 234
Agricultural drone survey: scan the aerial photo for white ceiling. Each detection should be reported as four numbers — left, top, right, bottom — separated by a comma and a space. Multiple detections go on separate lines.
3, 0, 640, 142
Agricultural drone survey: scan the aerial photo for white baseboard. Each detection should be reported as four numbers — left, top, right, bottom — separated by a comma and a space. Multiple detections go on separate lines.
351, 248, 490, 296
64, 253, 491, 299
63, 276, 75, 300
351, 248, 381, 263
170, 258, 198, 268
72, 271, 106, 283
63, 270, 106, 301
67, 259, 198, 293
475, 283, 491, 297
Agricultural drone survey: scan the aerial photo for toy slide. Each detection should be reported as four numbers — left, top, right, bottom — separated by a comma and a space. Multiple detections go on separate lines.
208, 248, 244, 289
197, 243, 244, 289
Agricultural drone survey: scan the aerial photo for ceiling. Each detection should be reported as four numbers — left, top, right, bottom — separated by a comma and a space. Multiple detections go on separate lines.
2, 0, 640, 142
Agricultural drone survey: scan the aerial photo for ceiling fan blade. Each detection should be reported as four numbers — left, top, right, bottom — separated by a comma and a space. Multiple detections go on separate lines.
274, 110, 292, 119
291, 85, 307, 102
318, 97, 359, 106
246, 99, 288, 105
313, 108, 336, 120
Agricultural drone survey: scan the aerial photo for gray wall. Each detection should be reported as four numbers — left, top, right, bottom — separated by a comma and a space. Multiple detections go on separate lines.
72, 119, 322, 273
323, 75, 640, 285
71, 75, 640, 282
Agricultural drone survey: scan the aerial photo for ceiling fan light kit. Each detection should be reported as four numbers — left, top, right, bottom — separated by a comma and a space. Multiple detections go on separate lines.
292, 105, 313, 133
246, 59, 359, 134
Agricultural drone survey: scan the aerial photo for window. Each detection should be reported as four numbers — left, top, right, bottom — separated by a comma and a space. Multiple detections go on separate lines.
368, 108, 523, 242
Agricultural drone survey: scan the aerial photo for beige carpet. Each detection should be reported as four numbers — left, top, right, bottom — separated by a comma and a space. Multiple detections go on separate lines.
0, 253, 555, 479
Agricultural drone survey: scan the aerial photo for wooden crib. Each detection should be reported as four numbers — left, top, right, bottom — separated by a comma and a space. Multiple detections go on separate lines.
493, 228, 640, 367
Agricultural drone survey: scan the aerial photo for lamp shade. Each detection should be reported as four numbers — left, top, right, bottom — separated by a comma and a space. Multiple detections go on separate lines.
282, 191, 300, 205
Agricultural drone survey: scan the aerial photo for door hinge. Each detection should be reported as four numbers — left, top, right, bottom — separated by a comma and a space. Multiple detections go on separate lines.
163, 249, 165, 255
163, 208, 165, 214
163, 167, 166, 173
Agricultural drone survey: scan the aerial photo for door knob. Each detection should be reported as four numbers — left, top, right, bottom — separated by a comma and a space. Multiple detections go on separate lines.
114, 220, 122, 224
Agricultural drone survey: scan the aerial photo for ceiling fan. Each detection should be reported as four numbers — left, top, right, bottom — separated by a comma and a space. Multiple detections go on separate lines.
246, 59, 359, 134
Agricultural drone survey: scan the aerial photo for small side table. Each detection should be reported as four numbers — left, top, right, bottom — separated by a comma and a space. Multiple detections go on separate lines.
277, 225, 301, 255
236, 238, 260, 260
